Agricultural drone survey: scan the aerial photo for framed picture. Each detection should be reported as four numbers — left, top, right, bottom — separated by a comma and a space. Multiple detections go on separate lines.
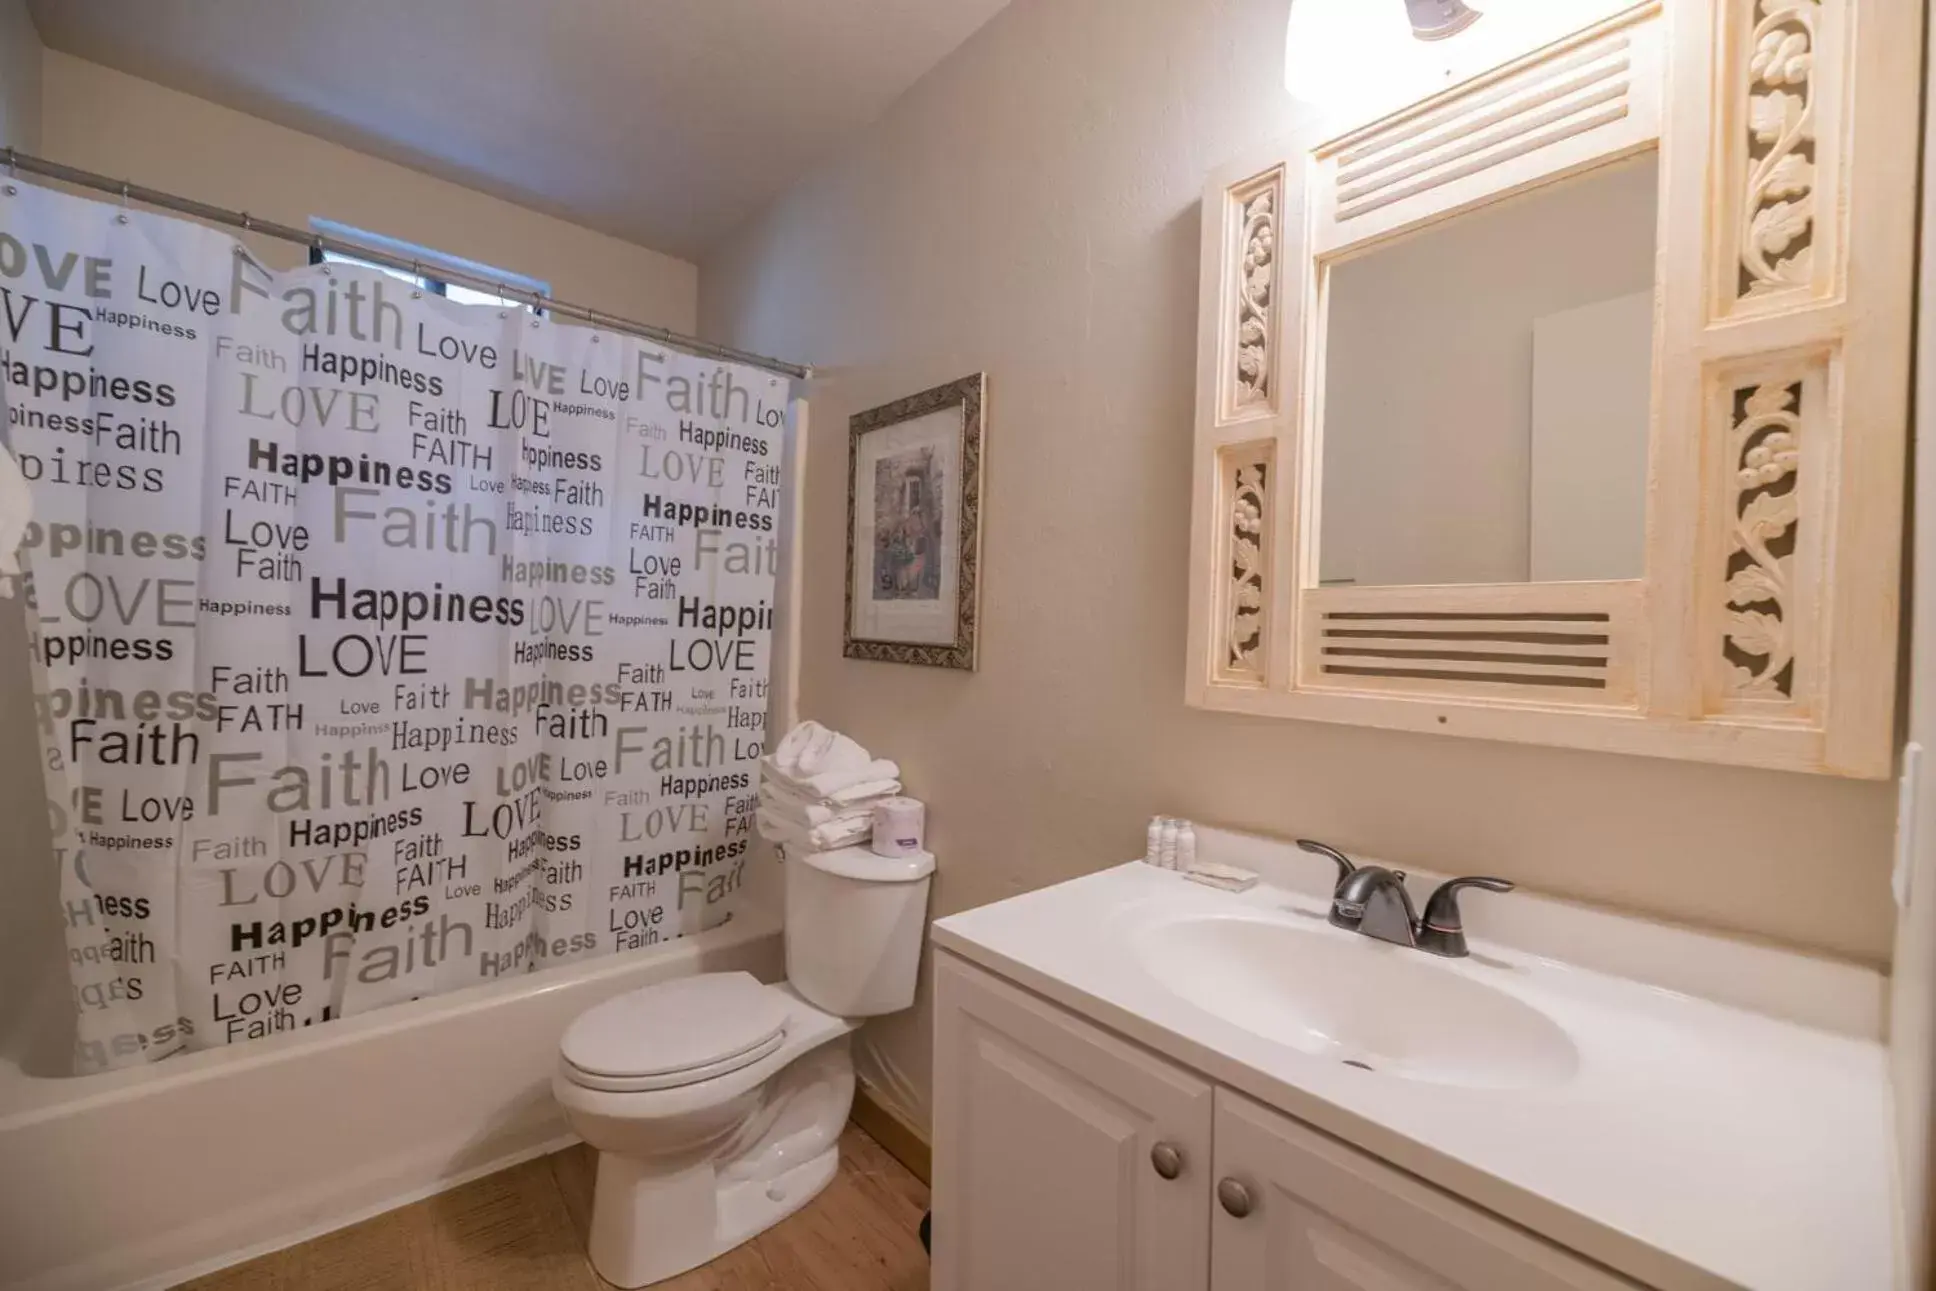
845, 373, 985, 670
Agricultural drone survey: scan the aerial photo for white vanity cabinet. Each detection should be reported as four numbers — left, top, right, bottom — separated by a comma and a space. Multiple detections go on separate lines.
931, 951, 1215, 1291
934, 951, 1641, 1291
1211, 1090, 1637, 1291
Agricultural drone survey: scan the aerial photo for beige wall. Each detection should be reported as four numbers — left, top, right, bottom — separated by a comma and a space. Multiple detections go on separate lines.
699, 0, 1900, 1128
1890, 9, 1936, 1280
0, 0, 48, 1054
37, 51, 697, 330
0, 0, 40, 150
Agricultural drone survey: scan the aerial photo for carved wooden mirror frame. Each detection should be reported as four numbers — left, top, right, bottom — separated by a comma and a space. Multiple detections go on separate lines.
1186, 0, 1919, 777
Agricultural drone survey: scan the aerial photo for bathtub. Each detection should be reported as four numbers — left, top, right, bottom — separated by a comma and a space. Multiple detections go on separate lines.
0, 905, 784, 1291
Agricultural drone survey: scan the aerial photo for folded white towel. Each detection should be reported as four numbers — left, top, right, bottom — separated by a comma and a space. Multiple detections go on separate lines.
758, 786, 878, 830
794, 724, 838, 773
795, 730, 871, 778
762, 771, 904, 809
757, 807, 872, 852
761, 755, 900, 798
771, 721, 826, 775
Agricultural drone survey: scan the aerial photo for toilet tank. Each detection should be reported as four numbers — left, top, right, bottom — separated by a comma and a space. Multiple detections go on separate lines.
785, 846, 935, 1017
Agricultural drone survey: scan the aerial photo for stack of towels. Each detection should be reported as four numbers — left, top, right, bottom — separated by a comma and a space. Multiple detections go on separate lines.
758, 721, 902, 853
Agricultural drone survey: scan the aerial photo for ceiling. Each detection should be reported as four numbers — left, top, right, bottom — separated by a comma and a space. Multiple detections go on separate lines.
27, 0, 1014, 259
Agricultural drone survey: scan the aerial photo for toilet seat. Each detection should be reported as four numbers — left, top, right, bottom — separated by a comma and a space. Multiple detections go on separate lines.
560, 972, 790, 1093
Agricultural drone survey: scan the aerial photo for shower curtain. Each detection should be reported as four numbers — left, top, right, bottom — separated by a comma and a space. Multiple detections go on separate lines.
1, 181, 786, 1074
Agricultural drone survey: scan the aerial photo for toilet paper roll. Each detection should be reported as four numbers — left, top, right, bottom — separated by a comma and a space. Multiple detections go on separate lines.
870, 797, 927, 858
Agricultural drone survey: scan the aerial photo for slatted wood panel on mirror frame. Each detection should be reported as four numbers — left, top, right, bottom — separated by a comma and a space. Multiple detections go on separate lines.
1186, 0, 1920, 778
1312, 17, 1662, 251
1299, 583, 1643, 709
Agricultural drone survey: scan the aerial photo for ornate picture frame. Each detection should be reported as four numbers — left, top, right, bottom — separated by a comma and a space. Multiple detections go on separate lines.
844, 373, 986, 670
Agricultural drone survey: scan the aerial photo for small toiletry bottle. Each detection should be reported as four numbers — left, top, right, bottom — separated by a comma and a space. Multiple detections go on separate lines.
1177, 821, 1197, 871
1146, 817, 1164, 867
1159, 818, 1179, 869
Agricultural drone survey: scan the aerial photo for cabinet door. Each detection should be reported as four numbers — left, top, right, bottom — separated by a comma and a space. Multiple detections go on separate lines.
932, 951, 1214, 1291
1210, 1090, 1640, 1291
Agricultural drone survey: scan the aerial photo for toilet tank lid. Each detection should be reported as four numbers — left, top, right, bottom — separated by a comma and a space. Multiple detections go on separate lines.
561, 972, 789, 1077
796, 845, 936, 883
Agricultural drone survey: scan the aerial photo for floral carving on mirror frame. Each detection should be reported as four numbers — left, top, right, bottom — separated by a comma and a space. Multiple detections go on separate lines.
1227, 462, 1267, 674
1739, 0, 1818, 300
1234, 187, 1275, 408
1722, 381, 1801, 698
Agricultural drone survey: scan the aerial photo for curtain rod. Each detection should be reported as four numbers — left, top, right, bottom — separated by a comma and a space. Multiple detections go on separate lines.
0, 147, 813, 381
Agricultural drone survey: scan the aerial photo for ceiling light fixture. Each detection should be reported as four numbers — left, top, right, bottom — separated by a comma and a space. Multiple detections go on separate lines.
1285, 0, 1633, 134
1404, 0, 1483, 42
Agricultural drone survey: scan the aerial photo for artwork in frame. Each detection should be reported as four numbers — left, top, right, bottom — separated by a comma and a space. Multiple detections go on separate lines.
845, 373, 986, 669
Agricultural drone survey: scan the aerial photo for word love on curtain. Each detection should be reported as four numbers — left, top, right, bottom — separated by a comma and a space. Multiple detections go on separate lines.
1, 181, 787, 1074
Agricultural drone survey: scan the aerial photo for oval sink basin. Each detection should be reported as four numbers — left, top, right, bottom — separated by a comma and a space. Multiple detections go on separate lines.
1131, 913, 1579, 1090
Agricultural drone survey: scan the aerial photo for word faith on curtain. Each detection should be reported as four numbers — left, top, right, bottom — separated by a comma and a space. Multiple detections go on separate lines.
0, 181, 787, 1074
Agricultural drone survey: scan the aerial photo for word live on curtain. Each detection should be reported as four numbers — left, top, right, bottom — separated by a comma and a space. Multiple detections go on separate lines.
0, 181, 790, 1074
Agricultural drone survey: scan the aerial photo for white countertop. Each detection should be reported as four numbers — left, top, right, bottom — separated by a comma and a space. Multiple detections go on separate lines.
932, 861, 1899, 1291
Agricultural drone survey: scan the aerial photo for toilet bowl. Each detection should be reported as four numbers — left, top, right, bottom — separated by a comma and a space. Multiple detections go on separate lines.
554, 844, 934, 1288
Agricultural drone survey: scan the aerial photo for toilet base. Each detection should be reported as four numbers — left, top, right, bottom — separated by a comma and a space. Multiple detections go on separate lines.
586, 1143, 841, 1288
720, 1145, 840, 1259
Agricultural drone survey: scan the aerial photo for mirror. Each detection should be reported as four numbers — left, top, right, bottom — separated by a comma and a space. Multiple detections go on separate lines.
1317, 153, 1658, 587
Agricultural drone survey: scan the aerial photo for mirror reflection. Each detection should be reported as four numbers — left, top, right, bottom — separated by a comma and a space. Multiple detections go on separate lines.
1318, 153, 1658, 587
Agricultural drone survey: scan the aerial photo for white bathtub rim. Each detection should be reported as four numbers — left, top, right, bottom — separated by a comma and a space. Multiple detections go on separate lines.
109, 1129, 585, 1291
1, 906, 787, 1291
0, 904, 781, 1133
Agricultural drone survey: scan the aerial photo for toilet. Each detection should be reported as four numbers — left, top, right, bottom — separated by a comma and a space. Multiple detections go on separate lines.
553, 844, 935, 1288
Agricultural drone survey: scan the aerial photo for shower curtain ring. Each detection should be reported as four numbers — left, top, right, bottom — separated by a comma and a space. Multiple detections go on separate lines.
410, 260, 424, 299
116, 181, 130, 224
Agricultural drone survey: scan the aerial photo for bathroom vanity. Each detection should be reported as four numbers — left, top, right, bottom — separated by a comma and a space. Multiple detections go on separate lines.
929, 836, 1898, 1290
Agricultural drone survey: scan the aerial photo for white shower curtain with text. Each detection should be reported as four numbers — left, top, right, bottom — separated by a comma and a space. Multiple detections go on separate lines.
1, 181, 784, 1073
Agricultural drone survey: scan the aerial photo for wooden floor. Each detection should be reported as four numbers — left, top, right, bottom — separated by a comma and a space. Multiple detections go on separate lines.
174, 1126, 930, 1291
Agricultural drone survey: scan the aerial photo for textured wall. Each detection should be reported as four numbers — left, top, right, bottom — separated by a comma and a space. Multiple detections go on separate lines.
0, 0, 47, 1057
0, 0, 40, 150
1890, 10, 1936, 1282
697, 0, 1900, 1128
37, 51, 697, 330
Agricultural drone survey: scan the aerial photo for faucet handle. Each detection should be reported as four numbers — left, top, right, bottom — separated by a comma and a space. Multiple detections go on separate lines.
1295, 839, 1357, 889
1417, 877, 1514, 958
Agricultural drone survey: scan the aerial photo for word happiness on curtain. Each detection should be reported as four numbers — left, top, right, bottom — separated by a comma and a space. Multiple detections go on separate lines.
0, 181, 788, 1074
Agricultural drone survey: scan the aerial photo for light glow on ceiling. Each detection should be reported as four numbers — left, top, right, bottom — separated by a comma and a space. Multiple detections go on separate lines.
1284, 0, 1641, 134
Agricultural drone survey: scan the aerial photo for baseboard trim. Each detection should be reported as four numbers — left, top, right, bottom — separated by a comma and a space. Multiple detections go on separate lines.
851, 1083, 931, 1185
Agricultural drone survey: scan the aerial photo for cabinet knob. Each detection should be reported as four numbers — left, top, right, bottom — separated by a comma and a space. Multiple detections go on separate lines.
1217, 1177, 1254, 1218
1150, 1142, 1183, 1180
